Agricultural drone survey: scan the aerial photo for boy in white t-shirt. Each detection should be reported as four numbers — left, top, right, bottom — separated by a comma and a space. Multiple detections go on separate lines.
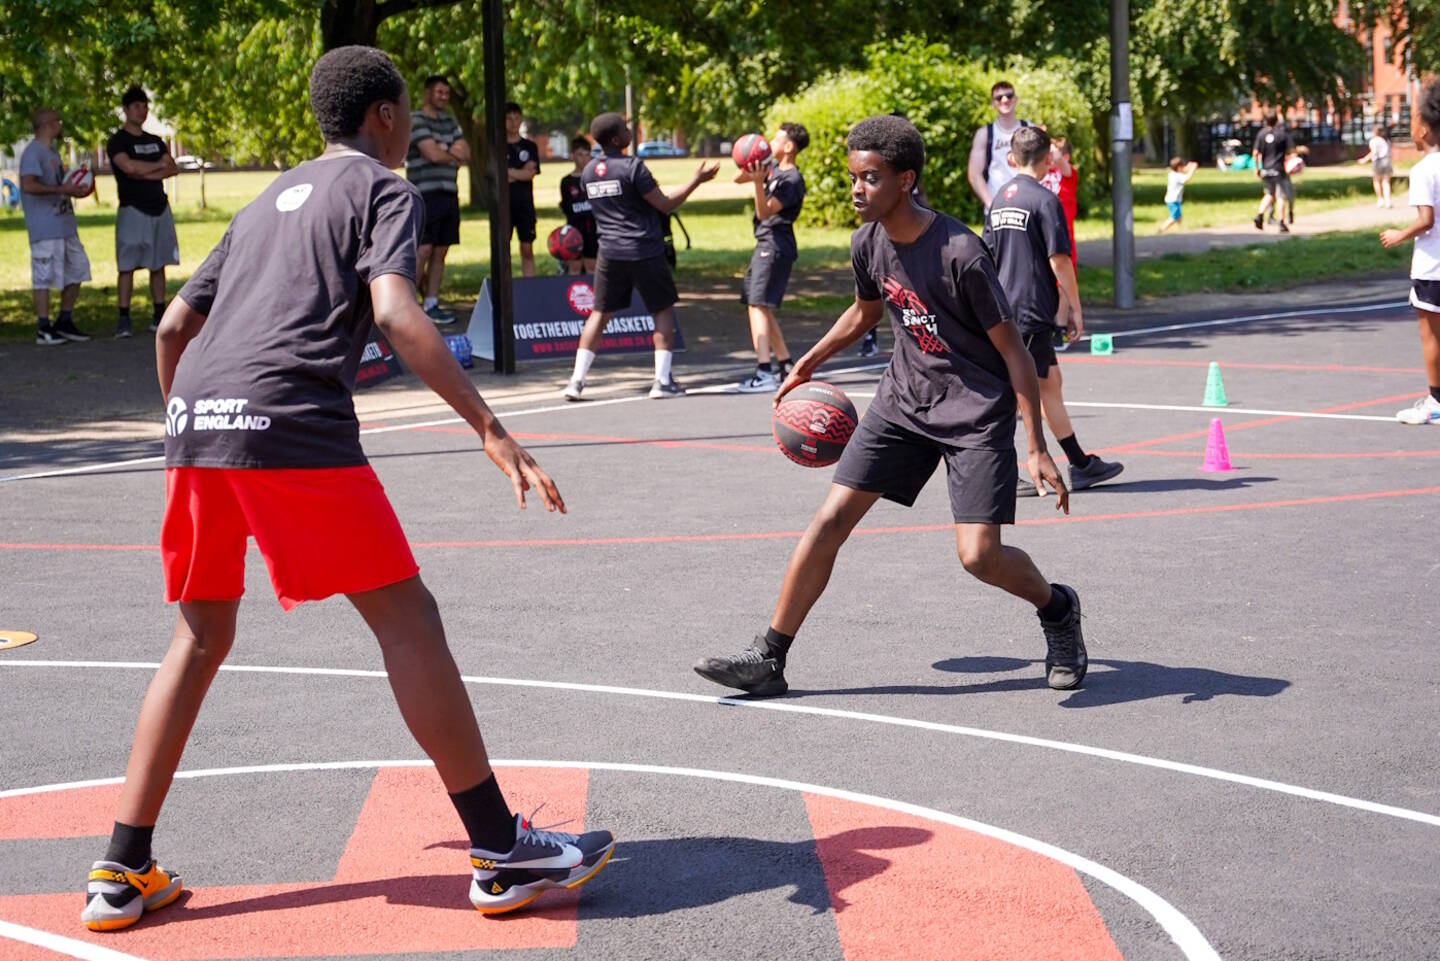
1380, 81, 1440, 425
1159, 157, 1198, 233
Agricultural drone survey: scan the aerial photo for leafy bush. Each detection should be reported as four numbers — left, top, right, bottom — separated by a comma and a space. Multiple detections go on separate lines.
766, 38, 1100, 227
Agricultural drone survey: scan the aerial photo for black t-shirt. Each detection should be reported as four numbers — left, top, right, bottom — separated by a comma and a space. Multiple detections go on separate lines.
507, 137, 539, 208
559, 172, 596, 237
853, 213, 1017, 450
753, 164, 806, 259
582, 152, 665, 260
166, 153, 422, 469
1253, 125, 1292, 175
981, 174, 1071, 335
106, 128, 170, 215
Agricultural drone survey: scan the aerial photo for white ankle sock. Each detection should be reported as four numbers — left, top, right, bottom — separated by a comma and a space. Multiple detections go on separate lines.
423, 297, 438, 311
655, 349, 674, 383
572, 348, 596, 382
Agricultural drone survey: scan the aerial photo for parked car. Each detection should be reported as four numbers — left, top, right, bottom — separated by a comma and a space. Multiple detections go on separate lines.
175, 155, 215, 171
636, 140, 689, 158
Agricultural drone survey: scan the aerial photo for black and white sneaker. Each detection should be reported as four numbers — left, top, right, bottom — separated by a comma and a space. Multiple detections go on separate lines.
1016, 476, 1039, 497
736, 369, 780, 393
1039, 584, 1087, 690
53, 318, 91, 342
37, 324, 66, 346
468, 812, 614, 915
1069, 455, 1124, 491
562, 377, 585, 401
115, 317, 133, 339
858, 332, 879, 358
694, 640, 788, 697
649, 378, 685, 399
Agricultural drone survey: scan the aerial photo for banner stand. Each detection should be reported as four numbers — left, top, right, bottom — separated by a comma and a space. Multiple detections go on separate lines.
468, 275, 683, 363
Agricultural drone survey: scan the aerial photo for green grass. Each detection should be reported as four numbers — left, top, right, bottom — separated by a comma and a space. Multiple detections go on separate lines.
0, 160, 1413, 342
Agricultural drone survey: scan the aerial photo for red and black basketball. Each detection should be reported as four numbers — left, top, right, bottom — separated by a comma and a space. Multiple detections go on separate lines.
548, 224, 584, 262
731, 133, 772, 168
772, 382, 859, 468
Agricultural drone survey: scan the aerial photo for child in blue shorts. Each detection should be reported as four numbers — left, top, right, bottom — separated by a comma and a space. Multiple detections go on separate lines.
1160, 157, 1198, 233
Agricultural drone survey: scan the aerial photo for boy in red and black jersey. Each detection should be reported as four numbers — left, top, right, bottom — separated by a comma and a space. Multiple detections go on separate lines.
79, 46, 612, 934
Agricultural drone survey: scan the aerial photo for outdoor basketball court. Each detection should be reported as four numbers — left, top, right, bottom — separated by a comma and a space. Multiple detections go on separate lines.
1, 297, 1437, 961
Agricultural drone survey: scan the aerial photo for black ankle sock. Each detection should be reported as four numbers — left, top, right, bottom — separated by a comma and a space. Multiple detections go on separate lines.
38, 316, 50, 328
760, 627, 795, 666
450, 774, 516, 853
104, 822, 154, 868
1037, 585, 1072, 622
118, 306, 131, 321
153, 302, 165, 322
58, 309, 73, 325
1058, 434, 1090, 468
1430, 385, 1440, 404
757, 361, 772, 373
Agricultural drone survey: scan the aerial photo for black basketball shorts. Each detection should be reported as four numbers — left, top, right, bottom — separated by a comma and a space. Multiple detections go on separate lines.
592, 253, 679, 314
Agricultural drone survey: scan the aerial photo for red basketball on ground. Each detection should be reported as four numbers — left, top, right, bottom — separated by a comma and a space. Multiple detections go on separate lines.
731, 133, 772, 168
773, 382, 859, 468
548, 224, 584, 262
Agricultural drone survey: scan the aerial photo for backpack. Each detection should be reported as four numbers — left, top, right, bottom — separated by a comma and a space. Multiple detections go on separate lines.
985, 119, 1031, 164
663, 212, 690, 270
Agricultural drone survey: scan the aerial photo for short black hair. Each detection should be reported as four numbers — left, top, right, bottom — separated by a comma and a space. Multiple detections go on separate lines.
570, 136, 591, 152
505, 101, 522, 116
1264, 111, 1279, 126
424, 75, 449, 90
308, 46, 406, 141
590, 111, 628, 147
990, 81, 1014, 97
780, 122, 809, 153
121, 85, 148, 107
845, 115, 925, 179
1421, 80, 1440, 134
1011, 125, 1051, 166
1374, 123, 1390, 138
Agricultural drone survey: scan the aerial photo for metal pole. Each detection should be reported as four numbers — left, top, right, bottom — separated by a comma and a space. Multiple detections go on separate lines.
1110, 0, 1135, 309
482, 0, 516, 373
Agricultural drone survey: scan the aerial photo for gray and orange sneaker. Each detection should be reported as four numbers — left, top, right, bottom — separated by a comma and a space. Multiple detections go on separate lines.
469, 812, 615, 915
81, 859, 182, 931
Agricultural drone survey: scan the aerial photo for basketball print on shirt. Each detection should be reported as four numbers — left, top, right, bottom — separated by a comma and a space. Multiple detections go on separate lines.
881, 276, 946, 354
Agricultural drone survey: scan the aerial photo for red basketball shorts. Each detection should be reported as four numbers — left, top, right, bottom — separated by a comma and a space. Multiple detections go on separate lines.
161, 466, 419, 610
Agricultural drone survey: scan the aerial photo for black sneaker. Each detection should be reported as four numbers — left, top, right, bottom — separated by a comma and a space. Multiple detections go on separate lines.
1277, 222, 1289, 234
648, 378, 685, 399
858, 332, 879, 358
1069, 455, 1124, 491
37, 324, 67, 346
1039, 584, 1087, 690
53, 318, 91, 342
1253, 214, 1264, 231
115, 317, 133, 339
694, 640, 788, 697
468, 812, 614, 915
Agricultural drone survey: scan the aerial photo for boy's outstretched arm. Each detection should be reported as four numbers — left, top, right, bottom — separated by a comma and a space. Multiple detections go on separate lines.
773, 297, 885, 404
987, 319, 1069, 513
370, 273, 564, 512
643, 161, 720, 215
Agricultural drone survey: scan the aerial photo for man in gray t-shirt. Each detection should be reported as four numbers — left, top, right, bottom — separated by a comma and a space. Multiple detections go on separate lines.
19, 106, 93, 345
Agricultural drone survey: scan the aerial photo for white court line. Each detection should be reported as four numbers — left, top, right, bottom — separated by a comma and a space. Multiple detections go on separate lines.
0, 920, 151, 961
1080, 299, 1410, 341
844, 393, 1399, 423
0, 758, 1220, 961
3, 659, 1436, 829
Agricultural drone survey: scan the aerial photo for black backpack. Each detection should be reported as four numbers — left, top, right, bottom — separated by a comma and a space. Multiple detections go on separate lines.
663, 213, 690, 269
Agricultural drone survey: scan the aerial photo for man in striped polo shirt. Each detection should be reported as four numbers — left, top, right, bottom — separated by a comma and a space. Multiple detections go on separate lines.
406, 74, 470, 324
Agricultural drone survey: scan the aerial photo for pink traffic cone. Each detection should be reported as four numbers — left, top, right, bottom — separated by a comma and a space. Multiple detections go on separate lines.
1200, 418, 1232, 472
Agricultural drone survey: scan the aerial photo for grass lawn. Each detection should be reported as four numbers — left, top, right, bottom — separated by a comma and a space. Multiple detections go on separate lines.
0, 160, 1412, 342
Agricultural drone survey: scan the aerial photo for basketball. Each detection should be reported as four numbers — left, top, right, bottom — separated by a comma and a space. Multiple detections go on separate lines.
65, 167, 94, 197
548, 224, 584, 262
772, 382, 859, 468
731, 133, 771, 168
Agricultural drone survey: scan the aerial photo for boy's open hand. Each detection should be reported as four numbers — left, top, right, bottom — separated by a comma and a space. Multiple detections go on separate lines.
773, 366, 811, 407
484, 432, 566, 513
695, 161, 720, 183
1380, 228, 1405, 248
1027, 450, 1070, 514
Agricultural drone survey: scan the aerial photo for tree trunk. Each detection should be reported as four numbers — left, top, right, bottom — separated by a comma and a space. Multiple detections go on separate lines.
450, 87, 496, 211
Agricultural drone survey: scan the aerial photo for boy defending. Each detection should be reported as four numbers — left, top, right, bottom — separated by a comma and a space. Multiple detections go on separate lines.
80, 47, 612, 933
984, 126, 1123, 496
563, 112, 718, 400
695, 115, 1087, 697
734, 123, 808, 393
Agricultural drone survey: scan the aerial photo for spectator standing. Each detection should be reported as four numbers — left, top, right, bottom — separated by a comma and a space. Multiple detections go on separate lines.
107, 85, 179, 337
967, 81, 1030, 213
1251, 112, 1293, 233
20, 107, 93, 344
505, 102, 539, 278
406, 74, 469, 325
1356, 125, 1393, 208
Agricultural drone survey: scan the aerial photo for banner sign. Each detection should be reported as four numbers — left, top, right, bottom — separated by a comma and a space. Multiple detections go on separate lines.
469, 274, 684, 363
354, 330, 403, 390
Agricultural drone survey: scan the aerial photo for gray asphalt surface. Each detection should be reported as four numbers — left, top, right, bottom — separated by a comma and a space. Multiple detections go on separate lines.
1, 298, 1437, 961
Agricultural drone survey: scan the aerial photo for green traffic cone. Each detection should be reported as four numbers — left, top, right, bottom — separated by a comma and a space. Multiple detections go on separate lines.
1202, 361, 1228, 407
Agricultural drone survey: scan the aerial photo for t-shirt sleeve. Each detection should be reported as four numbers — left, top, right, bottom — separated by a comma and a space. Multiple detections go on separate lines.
154, 135, 171, 158
105, 132, 122, 163
1041, 196, 1070, 257
1411, 160, 1437, 209
958, 252, 1012, 330
559, 180, 575, 218
410, 115, 431, 147
632, 161, 658, 196
851, 232, 881, 302
19, 147, 43, 180
177, 225, 234, 316
357, 181, 422, 284
531, 141, 540, 173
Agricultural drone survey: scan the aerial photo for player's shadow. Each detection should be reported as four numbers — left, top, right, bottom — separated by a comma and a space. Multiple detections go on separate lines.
780, 656, 1289, 707
1073, 474, 1279, 494
139, 827, 928, 925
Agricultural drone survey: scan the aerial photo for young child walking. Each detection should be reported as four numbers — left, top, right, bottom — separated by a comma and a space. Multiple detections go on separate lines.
1160, 157, 1199, 233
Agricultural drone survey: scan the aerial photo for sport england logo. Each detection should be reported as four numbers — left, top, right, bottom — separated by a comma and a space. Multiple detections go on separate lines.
881, 276, 946, 355
166, 397, 188, 436
275, 184, 314, 212
1003, 182, 1019, 201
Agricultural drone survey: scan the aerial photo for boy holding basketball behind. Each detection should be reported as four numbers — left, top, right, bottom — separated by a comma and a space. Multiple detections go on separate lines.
80, 46, 612, 933
695, 115, 1087, 698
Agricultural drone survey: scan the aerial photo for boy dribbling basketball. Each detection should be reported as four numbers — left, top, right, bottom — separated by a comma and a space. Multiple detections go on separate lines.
695, 115, 1088, 698
80, 47, 612, 933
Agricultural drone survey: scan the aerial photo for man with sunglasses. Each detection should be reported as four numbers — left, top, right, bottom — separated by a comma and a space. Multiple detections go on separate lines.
968, 81, 1030, 215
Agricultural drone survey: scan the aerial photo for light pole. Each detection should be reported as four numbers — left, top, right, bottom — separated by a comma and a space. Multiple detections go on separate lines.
1111, 0, 1135, 309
